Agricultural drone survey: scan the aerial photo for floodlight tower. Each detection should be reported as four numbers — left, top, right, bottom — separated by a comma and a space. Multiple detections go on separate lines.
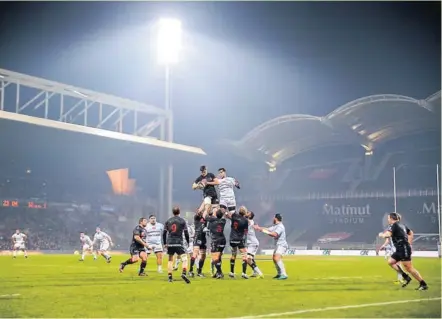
157, 18, 182, 219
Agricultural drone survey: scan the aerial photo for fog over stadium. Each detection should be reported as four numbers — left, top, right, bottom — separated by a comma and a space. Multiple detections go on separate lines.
0, 1, 440, 318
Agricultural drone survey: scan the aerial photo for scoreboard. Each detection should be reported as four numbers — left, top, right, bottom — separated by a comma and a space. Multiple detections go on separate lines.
1, 199, 47, 209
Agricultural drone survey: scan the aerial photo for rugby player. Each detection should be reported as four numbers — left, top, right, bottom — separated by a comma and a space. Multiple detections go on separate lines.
245, 211, 263, 278
79, 232, 96, 261
145, 215, 164, 273
206, 208, 227, 279
12, 229, 28, 259
192, 165, 219, 216
174, 222, 196, 271
254, 213, 288, 280
92, 227, 113, 263
378, 212, 428, 290
225, 206, 249, 279
162, 206, 191, 283
211, 167, 240, 214
189, 212, 207, 278
119, 218, 149, 276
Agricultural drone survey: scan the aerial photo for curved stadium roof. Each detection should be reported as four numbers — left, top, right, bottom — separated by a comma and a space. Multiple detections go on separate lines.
224, 91, 441, 167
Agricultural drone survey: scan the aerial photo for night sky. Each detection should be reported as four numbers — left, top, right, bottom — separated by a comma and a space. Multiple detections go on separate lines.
0, 1, 440, 147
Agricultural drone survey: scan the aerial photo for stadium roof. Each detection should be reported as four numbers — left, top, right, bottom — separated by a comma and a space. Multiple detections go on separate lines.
223, 91, 441, 167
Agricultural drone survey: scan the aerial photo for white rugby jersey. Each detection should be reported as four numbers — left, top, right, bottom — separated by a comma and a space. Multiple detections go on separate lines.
247, 220, 259, 246
268, 223, 288, 247
80, 235, 93, 246
94, 231, 111, 244
145, 223, 164, 245
186, 224, 195, 241
12, 233, 26, 243
218, 177, 237, 200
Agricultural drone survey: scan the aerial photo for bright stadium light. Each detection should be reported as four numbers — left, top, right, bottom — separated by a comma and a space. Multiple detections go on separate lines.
156, 18, 182, 65
156, 18, 182, 224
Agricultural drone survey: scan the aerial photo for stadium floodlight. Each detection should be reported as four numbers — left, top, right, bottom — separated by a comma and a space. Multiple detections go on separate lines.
156, 18, 182, 65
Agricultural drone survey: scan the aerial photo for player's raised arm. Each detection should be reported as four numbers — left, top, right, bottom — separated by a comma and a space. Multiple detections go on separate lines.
234, 179, 241, 189
205, 173, 219, 186
192, 176, 201, 190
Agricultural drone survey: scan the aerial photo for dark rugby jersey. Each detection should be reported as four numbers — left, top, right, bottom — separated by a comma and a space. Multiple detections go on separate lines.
195, 173, 217, 198
194, 214, 206, 235
230, 213, 248, 241
206, 216, 226, 242
164, 216, 189, 246
132, 225, 148, 247
388, 222, 411, 246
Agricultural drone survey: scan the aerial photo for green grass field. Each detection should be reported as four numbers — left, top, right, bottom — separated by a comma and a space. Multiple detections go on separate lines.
0, 254, 440, 318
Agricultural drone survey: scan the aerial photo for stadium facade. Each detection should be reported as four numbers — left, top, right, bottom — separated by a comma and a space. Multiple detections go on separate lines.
223, 91, 441, 169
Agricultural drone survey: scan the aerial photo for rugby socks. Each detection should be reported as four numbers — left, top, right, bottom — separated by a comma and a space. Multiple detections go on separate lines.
168, 273, 173, 281
273, 260, 281, 275
230, 258, 236, 273
198, 259, 205, 274
215, 259, 223, 274
139, 261, 147, 274
397, 264, 408, 278
121, 259, 134, 266
276, 260, 287, 276
81, 252, 86, 260
13, 250, 17, 258
189, 257, 196, 272
242, 260, 247, 274
211, 261, 215, 274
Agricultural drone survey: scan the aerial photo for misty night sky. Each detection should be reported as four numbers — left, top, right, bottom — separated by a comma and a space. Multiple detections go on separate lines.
0, 1, 440, 152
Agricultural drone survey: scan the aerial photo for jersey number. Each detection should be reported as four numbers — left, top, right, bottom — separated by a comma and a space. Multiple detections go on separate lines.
171, 224, 177, 233
233, 221, 239, 230
216, 225, 223, 233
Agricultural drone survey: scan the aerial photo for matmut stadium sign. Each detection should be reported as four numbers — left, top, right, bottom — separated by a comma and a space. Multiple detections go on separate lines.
322, 204, 371, 224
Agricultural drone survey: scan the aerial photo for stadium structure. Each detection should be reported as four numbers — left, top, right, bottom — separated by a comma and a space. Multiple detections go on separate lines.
221, 91, 441, 251
224, 91, 441, 169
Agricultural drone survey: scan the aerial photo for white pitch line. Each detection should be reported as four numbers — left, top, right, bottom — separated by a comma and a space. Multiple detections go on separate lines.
230, 297, 441, 319
0, 294, 20, 299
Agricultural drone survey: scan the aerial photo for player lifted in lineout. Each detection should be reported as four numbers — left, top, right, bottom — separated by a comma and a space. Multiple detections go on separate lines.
119, 218, 149, 276
79, 232, 97, 261
378, 212, 428, 290
254, 213, 289, 280
212, 167, 240, 214
145, 215, 165, 273
225, 206, 250, 279
92, 227, 113, 263
193, 165, 219, 216
12, 229, 28, 259
162, 206, 191, 284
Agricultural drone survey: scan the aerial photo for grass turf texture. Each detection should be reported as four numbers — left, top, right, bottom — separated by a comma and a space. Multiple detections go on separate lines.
0, 255, 440, 318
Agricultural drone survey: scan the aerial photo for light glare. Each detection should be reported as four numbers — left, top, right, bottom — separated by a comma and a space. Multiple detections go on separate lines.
157, 18, 182, 65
